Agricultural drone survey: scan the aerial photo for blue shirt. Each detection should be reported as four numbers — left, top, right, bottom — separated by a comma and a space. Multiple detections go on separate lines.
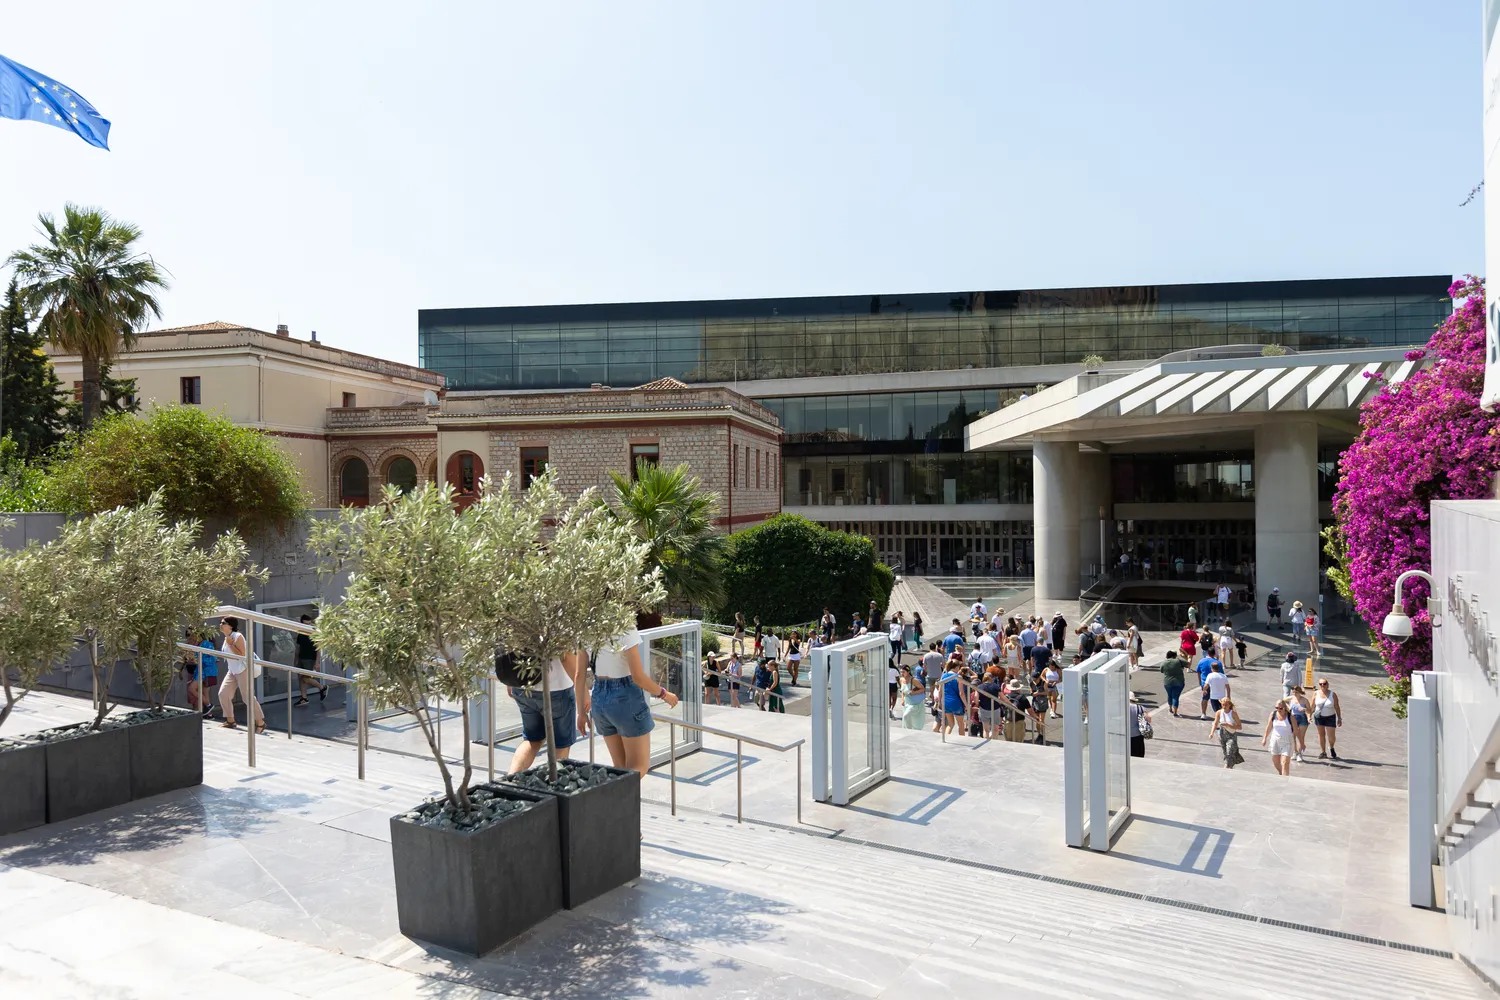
940, 671, 965, 714
199, 639, 219, 679
1019, 627, 1038, 648
1031, 645, 1052, 672
1196, 656, 1220, 685
942, 632, 965, 657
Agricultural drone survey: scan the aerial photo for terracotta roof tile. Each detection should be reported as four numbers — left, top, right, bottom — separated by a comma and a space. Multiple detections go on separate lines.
147, 321, 268, 335
633, 376, 691, 390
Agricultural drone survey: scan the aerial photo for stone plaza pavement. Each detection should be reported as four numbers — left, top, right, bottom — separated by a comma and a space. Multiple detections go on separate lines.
0, 687, 1485, 999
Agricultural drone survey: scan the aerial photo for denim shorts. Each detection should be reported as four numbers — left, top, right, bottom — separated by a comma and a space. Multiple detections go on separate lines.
509, 685, 578, 748
591, 676, 654, 739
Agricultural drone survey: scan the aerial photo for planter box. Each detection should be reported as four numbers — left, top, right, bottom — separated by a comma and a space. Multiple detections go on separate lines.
0, 739, 47, 836
389, 786, 563, 956
505, 762, 641, 910
43, 723, 131, 823
126, 709, 203, 801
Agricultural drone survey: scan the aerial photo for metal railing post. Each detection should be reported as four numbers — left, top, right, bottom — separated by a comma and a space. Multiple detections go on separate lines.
286, 663, 294, 740
487, 677, 496, 783
357, 688, 367, 780
796, 743, 802, 825
669, 720, 677, 816
736, 738, 743, 824
195, 651, 203, 719
245, 628, 257, 768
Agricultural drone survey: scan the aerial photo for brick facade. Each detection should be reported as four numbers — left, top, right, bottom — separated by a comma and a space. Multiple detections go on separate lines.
326, 384, 781, 527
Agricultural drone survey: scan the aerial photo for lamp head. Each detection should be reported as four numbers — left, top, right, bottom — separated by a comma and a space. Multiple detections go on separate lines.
1382, 607, 1413, 644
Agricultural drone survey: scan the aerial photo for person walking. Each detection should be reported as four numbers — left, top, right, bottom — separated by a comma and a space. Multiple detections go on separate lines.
1159, 651, 1186, 717
939, 653, 967, 737
1128, 693, 1153, 758
1304, 609, 1321, 656
887, 656, 901, 719
1209, 696, 1244, 769
1313, 677, 1343, 759
1262, 699, 1296, 776
1050, 612, 1068, 652
910, 612, 924, 651
976, 665, 1006, 739
507, 652, 586, 773
216, 617, 265, 734
1203, 662, 1231, 714
1266, 588, 1283, 629
293, 615, 328, 706
1217, 624, 1238, 670
703, 652, 722, 705
752, 657, 771, 710
899, 665, 926, 730
183, 627, 219, 717
752, 616, 764, 656
1287, 685, 1312, 762
761, 627, 780, 669
726, 652, 743, 707
820, 607, 836, 643
786, 631, 803, 686
1179, 621, 1199, 660
1196, 649, 1221, 719
766, 659, 786, 713
1279, 652, 1298, 698
732, 612, 747, 656
888, 615, 905, 668
1289, 601, 1307, 647
591, 622, 680, 777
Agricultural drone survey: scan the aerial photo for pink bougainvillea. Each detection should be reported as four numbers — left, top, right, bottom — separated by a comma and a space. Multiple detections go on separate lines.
1333, 276, 1500, 683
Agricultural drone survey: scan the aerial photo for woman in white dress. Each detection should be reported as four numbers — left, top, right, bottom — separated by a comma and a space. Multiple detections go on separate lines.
1261, 699, 1295, 776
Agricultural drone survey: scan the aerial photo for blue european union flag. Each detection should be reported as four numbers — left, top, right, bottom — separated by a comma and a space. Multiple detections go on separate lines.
0, 53, 110, 149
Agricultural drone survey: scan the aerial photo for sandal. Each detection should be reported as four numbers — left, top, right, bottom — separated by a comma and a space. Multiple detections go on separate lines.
221, 721, 238, 730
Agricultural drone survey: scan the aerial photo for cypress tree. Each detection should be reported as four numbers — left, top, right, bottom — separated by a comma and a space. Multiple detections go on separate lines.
0, 278, 68, 460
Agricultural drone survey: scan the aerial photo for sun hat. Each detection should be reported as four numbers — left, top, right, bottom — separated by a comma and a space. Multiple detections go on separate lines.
1006, 679, 1024, 691
1292, 600, 1303, 610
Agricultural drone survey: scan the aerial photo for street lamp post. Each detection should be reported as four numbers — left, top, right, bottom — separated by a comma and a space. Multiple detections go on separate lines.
1098, 506, 1106, 578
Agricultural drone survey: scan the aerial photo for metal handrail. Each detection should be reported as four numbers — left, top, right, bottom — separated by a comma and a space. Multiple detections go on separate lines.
653, 713, 804, 825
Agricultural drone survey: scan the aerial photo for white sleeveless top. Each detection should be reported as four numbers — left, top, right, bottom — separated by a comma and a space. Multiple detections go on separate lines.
221, 632, 247, 675
594, 629, 642, 680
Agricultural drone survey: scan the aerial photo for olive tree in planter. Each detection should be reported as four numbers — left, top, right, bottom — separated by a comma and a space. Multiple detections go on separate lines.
495, 470, 665, 908
308, 480, 565, 955
0, 533, 79, 834
43, 494, 265, 820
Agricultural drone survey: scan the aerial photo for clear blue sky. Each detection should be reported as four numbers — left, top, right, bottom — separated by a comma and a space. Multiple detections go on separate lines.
0, 1, 1483, 366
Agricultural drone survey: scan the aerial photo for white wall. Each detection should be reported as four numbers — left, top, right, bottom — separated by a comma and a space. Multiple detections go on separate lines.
1430, 498, 1500, 985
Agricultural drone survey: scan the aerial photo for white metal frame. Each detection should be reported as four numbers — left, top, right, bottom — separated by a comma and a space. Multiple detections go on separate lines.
1063, 661, 1089, 848
811, 631, 892, 805
1087, 650, 1132, 851
638, 620, 703, 768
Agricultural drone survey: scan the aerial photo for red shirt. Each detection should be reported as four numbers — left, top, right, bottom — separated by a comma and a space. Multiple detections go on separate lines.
1179, 628, 1198, 656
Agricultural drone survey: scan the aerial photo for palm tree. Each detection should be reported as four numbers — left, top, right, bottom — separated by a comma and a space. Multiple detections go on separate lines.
7, 205, 168, 430
608, 460, 727, 625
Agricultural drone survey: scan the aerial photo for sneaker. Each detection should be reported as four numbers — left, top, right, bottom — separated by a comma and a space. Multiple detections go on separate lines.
1317, 751, 1327, 759
1293, 752, 1304, 763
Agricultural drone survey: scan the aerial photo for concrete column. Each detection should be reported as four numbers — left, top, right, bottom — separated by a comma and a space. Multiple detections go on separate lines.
1076, 451, 1110, 578
1033, 440, 1081, 603
1253, 418, 1320, 609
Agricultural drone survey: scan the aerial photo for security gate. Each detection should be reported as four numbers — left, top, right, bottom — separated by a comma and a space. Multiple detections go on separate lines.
810, 631, 892, 805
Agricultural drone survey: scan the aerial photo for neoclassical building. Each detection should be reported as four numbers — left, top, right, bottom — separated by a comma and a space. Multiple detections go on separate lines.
49, 322, 781, 526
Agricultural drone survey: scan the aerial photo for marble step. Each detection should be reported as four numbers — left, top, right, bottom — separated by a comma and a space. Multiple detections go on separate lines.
637, 814, 1477, 997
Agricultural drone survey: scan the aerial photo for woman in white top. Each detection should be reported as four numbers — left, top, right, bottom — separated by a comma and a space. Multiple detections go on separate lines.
590, 620, 680, 777
1207, 696, 1244, 769
216, 616, 265, 734
786, 631, 803, 687
1216, 626, 1237, 670
1313, 678, 1343, 760
1261, 699, 1296, 776
507, 652, 587, 773
1124, 618, 1141, 670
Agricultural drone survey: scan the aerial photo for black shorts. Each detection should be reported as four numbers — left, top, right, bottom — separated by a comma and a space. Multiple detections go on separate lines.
1209, 698, 1223, 711
889, 681, 898, 694
1315, 714, 1338, 728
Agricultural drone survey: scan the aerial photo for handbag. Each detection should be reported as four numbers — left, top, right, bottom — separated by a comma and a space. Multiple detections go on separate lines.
1139, 709, 1153, 740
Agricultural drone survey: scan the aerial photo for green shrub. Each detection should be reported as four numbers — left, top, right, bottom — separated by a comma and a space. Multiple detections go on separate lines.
37, 406, 307, 534
870, 562, 896, 612
716, 514, 886, 625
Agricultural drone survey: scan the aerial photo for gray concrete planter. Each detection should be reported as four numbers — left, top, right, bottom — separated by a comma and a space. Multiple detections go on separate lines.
0, 739, 47, 835
389, 785, 563, 956
124, 708, 203, 801
41, 723, 131, 823
502, 762, 641, 909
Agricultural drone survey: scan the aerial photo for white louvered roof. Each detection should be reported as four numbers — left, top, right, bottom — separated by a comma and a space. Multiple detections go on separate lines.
965, 347, 1424, 449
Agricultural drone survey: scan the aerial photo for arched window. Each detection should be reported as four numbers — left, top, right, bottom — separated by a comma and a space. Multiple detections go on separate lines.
339, 457, 370, 507
445, 450, 484, 509
386, 456, 418, 495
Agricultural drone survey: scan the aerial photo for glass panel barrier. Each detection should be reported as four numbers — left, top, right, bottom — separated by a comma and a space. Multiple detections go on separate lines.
639, 621, 703, 768
825, 631, 894, 805
1086, 650, 1133, 851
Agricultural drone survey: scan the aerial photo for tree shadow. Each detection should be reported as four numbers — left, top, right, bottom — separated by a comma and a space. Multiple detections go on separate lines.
0, 784, 316, 871
393, 871, 802, 999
